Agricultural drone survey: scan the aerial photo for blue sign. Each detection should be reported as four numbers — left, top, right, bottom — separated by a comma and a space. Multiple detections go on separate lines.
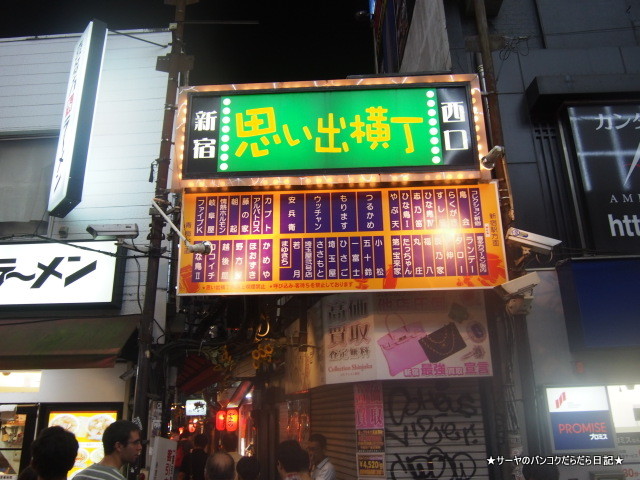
550, 410, 616, 451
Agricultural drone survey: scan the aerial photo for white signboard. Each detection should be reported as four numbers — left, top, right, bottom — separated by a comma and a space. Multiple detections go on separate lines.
48, 21, 107, 217
185, 399, 207, 416
0, 241, 120, 306
547, 386, 610, 412
149, 436, 177, 480
322, 290, 491, 384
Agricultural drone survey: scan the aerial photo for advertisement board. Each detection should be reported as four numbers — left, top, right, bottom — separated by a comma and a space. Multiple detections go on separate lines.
48, 410, 117, 478
149, 436, 177, 480
565, 104, 640, 254
0, 241, 123, 308
322, 290, 492, 383
178, 183, 507, 295
183, 85, 475, 177
48, 21, 107, 218
172, 74, 490, 188
545, 386, 617, 452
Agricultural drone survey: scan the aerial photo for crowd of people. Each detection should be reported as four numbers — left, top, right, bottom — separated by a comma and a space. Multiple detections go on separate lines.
23, 421, 336, 480
22, 421, 562, 480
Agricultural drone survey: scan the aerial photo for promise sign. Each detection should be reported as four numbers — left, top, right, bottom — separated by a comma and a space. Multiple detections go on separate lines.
177, 182, 507, 295
176, 77, 483, 180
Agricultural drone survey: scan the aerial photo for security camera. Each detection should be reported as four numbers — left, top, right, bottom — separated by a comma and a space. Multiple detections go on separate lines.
506, 227, 561, 255
495, 271, 540, 300
481, 145, 505, 170
86, 224, 139, 239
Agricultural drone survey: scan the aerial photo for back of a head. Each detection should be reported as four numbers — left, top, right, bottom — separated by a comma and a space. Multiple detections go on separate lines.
206, 451, 235, 480
102, 420, 140, 455
276, 440, 309, 473
193, 433, 209, 449
236, 456, 260, 480
31, 426, 79, 480
18, 466, 38, 480
221, 432, 238, 452
308, 433, 327, 450
522, 463, 560, 480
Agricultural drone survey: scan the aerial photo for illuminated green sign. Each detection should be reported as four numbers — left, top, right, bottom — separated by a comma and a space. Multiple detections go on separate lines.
183, 85, 477, 178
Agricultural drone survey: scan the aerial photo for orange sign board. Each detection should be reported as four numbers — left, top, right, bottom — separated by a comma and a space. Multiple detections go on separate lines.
179, 182, 507, 295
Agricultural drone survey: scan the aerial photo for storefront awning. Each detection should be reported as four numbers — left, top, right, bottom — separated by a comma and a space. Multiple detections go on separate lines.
0, 315, 140, 370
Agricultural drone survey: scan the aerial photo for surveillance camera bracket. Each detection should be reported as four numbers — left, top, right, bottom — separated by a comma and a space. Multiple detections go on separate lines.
151, 200, 212, 255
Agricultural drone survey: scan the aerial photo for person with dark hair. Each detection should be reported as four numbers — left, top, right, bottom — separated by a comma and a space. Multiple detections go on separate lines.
74, 420, 142, 480
522, 463, 560, 480
307, 434, 335, 480
275, 440, 310, 480
236, 456, 260, 480
179, 433, 209, 480
205, 452, 235, 480
30, 426, 78, 480
17, 466, 38, 480
220, 432, 242, 465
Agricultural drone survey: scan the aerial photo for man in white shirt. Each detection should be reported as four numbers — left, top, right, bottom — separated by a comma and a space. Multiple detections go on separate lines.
307, 434, 335, 480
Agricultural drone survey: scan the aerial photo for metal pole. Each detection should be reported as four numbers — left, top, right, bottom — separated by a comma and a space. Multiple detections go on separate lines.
473, 0, 515, 230
131, 0, 194, 457
472, 2, 520, 478
473, 0, 542, 468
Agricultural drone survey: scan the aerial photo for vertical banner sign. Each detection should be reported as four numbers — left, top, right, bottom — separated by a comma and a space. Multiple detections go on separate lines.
354, 382, 386, 478
567, 104, 640, 254
48, 21, 107, 217
546, 386, 617, 452
178, 183, 506, 295
149, 437, 177, 480
180, 84, 478, 178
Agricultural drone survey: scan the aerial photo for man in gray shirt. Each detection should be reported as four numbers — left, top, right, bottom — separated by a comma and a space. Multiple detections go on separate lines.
75, 421, 143, 480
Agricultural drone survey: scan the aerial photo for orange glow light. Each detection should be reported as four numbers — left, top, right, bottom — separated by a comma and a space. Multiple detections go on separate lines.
216, 411, 227, 431
226, 409, 239, 432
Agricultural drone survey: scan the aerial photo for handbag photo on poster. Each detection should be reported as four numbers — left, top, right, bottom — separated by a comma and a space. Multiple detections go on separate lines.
419, 322, 467, 363
377, 314, 428, 376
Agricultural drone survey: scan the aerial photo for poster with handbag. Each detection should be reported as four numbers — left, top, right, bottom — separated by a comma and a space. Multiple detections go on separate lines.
372, 290, 492, 380
322, 290, 492, 384
419, 322, 466, 363
377, 314, 428, 376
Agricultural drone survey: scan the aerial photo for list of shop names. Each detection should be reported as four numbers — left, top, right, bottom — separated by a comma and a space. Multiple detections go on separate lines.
190, 187, 488, 283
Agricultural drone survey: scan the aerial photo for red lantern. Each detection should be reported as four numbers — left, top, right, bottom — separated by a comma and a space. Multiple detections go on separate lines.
226, 409, 238, 432
215, 410, 227, 431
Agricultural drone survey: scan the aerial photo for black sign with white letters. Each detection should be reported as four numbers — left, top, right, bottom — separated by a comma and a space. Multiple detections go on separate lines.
567, 104, 640, 254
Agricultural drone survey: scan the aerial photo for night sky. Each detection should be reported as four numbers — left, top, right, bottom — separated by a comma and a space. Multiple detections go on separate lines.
2, 0, 376, 85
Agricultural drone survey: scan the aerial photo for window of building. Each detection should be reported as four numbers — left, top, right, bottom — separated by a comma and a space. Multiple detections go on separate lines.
0, 136, 56, 239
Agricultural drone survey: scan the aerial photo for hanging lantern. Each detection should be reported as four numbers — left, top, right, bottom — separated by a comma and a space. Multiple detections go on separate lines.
226, 409, 238, 432
215, 410, 227, 431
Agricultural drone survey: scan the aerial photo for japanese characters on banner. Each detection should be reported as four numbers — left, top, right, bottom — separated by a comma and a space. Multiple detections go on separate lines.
566, 104, 640, 255
354, 382, 386, 479
545, 386, 617, 452
149, 436, 177, 480
178, 183, 507, 295
178, 81, 481, 179
0, 241, 120, 306
48, 21, 107, 218
322, 291, 491, 384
